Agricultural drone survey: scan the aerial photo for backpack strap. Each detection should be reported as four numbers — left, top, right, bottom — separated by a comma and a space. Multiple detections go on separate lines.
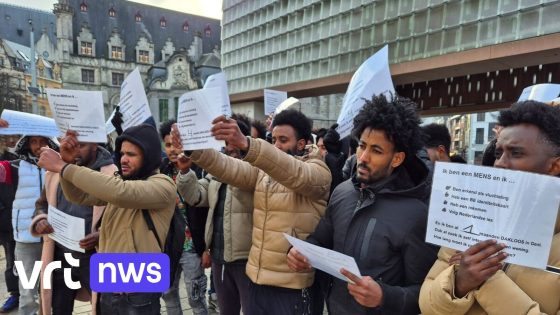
141, 209, 163, 251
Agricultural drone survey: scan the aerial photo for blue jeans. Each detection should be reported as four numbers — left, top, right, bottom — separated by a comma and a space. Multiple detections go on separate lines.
99, 293, 161, 315
162, 251, 208, 315
14, 242, 41, 315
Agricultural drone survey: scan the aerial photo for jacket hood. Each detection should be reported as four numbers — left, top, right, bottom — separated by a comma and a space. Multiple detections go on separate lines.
90, 146, 115, 171
353, 154, 430, 201
14, 135, 59, 164
114, 124, 162, 180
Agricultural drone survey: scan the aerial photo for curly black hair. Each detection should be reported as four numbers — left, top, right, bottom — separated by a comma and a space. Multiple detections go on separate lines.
498, 100, 560, 156
314, 128, 327, 141
231, 113, 251, 137
159, 119, 176, 140
352, 94, 423, 157
251, 119, 268, 140
271, 109, 312, 142
421, 123, 451, 154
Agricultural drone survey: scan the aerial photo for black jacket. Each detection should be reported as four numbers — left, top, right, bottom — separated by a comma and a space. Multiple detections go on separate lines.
307, 156, 438, 315
160, 159, 208, 256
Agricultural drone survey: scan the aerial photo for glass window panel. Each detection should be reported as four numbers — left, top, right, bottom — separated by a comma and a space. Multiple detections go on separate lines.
414, 11, 428, 34
518, 9, 540, 38
429, 6, 444, 31
445, 2, 461, 27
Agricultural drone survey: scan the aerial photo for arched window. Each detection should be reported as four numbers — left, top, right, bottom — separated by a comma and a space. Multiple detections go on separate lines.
80, 1, 88, 12
182, 21, 189, 32
108, 7, 116, 17
204, 24, 212, 37
160, 17, 167, 28
135, 11, 142, 22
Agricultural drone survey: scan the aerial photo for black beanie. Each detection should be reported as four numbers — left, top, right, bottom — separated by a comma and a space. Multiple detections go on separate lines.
114, 124, 162, 180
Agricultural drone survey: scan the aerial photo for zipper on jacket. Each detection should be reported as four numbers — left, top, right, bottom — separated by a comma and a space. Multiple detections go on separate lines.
256, 175, 271, 282
15, 209, 20, 239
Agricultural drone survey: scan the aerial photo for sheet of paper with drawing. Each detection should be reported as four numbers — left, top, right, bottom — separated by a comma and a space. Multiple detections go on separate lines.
336, 45, 395, 138
284, 233, 362, 283
46, 89, 106, 143
176, 87, 225, 151
203, 72, 232, 117
48, 205, 85, 253
0, 109, 59, 137
118, 68, 152, 130
426, 162, 560, 270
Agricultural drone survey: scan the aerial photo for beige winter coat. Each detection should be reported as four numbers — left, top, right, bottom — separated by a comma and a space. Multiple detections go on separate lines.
190, 138, 331, 289
419, 215, 560, 315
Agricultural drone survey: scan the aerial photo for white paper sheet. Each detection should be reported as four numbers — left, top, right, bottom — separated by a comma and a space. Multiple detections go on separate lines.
0, 109, 59, 137
518, 83, 560, 102
426, 162, 560, 270
118, 68, 152, 130
46, 89, 106, 143
176, 87, 225, 151
336, 45, 395, 138
203, 72, 232, 117
284, 233, 362, 283
264, 89, 288, 115
48, 205, 85, 253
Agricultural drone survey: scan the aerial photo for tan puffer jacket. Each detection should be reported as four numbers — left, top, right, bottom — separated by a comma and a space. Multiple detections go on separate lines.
419, 213, 560, 315
190, 138, 331, 289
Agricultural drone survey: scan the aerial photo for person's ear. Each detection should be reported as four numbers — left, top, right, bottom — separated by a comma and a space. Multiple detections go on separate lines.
297, 139, 306, 151
547, 156, 560, 176
391, 152, 405, 168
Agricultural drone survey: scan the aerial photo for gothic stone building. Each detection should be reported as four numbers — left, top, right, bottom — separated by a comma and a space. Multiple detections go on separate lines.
0, 0, 221, 123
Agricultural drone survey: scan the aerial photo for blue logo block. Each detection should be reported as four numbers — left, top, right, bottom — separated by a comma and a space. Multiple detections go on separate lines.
90, 253, 170, 292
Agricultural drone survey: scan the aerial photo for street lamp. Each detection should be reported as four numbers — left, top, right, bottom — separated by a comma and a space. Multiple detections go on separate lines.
29, 18, 39, 114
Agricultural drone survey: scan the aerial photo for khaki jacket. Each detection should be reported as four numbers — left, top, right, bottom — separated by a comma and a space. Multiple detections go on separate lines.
177, 171, 253, 262
59, 164, 176, 253
190, 138, 331, 289
419, 215, 560, 315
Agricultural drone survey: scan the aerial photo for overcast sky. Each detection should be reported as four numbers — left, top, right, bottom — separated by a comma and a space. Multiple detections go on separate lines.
0, 0, 223, 19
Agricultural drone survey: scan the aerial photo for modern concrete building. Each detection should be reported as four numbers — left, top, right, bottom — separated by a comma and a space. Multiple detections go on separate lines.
221, 0, 560, 123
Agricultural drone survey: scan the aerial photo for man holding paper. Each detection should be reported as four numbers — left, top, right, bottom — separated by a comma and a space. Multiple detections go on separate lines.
287, 94, 438, 314
172, 109, 331, 314
37, 124, 176, 314
419, 101, 560, 315
29, 133, 116, 315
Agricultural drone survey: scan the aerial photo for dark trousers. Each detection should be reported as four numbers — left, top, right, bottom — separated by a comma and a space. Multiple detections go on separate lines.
212, 261, 251, 315
245, 282, 313, 315
99, 293, 161, 315
0, 235, 18, 294
51, 247, 92, 315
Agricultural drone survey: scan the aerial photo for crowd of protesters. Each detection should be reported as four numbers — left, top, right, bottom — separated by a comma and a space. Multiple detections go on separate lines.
0, 95, 558, 315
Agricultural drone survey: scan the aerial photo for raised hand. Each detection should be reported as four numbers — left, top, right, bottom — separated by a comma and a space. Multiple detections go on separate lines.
454, 239, 507, 297
170, 123, 183, 150
60, 130, 80, 164
210, 116, 248, 151
38, 147, 66, 173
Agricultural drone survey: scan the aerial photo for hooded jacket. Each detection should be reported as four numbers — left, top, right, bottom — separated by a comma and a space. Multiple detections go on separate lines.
58, 124, 175, 253
419, 214, 560, 315
189, 138, 331, 289
0, 135, 58, 243
307, 156, 439, 315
